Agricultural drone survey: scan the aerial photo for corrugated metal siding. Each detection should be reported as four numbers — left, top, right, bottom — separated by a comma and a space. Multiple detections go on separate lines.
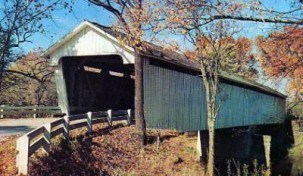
143, 58, 286, 131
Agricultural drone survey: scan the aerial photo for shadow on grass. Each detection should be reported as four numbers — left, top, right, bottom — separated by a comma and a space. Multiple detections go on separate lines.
29, 125, 127, 176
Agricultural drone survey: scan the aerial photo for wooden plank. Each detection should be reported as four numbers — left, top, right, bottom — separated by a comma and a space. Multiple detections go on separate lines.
112, 116, 127, 122
69, 107, 101, 112
36, 106, 60, 110
1, 106, 59, 110
27, 127, 44, 140
50, 127, 64, 138
50, 119, 64, 128
1, 110, 61, 115
69, 114, 87, 121
92, 118, 108, 124
92, 111, 108, 118
28, 137, 47, 156
69, 121, 87, 130
112, 110, 127, 116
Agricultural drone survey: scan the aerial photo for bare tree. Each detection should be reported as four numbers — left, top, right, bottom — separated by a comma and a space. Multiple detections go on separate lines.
0, 52, 57, 106
0, 0, 72, 90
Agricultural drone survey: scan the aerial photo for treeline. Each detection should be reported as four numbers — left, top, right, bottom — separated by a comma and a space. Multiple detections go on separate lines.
0, 52, 57, 106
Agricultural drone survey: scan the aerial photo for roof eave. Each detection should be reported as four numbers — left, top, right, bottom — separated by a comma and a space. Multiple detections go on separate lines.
41, 21, 134, 59
41, 21, 90, 58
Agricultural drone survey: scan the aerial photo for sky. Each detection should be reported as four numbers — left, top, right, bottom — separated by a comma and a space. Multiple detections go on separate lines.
20, 0, 298, 52
21, 0, 112, 52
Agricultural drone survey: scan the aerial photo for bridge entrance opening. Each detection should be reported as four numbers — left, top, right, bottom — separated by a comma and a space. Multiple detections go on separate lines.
61, 55, 134, 115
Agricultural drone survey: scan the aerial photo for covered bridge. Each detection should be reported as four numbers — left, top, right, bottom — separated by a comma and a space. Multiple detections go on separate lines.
42, 21, 287, 132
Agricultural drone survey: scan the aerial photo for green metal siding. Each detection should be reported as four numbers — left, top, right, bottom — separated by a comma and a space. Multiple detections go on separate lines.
143, 58, 286, 131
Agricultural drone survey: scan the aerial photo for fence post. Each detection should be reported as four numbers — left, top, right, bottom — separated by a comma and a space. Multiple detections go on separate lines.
127, 109, 132, 125
44, 123, 51, 153
87, 111, 93, 133
63, 115, 70, 140
107, 109, 112, 126
0, 105, 4, 118
33, 105, 37, 118
16, 135, 29, 175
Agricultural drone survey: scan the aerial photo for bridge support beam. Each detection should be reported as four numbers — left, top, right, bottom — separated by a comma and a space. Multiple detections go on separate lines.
197, 130, 208, 163
54, 58, 70, 116
263, 135, 271, 175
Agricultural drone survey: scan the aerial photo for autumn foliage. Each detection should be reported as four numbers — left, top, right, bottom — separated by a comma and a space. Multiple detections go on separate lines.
257, 27, 303, 99
185, 36, 257, 79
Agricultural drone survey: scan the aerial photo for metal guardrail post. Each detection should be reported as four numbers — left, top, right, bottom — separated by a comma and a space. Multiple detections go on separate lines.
44, 124, 51, 153
87, 111, 93, 132
0, 105, 5, 118
127, 109, 132, 125
107, 109, 112, 126
16, 135, 29, 175
63, 115, 70, 140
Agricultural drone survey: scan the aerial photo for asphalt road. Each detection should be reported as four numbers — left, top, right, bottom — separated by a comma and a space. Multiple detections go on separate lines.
0, 118, 59, 141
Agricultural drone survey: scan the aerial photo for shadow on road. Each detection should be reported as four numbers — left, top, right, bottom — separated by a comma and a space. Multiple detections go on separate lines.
0, 126, 35, 140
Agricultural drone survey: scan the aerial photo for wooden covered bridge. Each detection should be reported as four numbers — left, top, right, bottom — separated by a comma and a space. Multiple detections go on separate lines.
14, 21, 289, 175
42, 21, 287, 132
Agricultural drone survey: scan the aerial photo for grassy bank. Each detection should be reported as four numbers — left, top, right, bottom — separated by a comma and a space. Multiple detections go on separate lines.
1, 121, 302, 175
28, 123, 204, 175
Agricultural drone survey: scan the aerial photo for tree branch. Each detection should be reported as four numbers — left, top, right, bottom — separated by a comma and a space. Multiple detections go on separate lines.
212, 15, 303, 25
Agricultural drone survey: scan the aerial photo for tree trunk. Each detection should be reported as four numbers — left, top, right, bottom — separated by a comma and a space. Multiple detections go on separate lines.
134, 51, 147, 145
207, 117, 215, 176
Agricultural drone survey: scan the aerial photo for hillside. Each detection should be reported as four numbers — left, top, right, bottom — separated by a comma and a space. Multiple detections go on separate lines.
0, 123, 204, 176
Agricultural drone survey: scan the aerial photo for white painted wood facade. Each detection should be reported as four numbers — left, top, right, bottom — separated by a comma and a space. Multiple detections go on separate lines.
43, 21, 135, 66
42, 21, 135, 115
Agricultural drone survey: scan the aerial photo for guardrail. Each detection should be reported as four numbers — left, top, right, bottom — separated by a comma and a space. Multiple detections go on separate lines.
0, 105, 61, 118
16, 109, 133, 175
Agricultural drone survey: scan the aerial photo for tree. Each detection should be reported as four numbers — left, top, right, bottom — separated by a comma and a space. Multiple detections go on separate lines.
0, 0, 72, 90
0, 52, 57, 106
256, 26, 303, 110
87, 0, 152, 145
157, 0, 302, 175
86, 0, 302, 173
185, 36, 257, 80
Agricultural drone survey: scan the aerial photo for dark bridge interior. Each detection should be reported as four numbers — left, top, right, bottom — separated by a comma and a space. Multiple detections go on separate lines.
61, 55, 134, 114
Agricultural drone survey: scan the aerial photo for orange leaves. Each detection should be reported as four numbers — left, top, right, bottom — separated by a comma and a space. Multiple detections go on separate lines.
184, 50, 198, 61
257, 26, 303, 98
257, 26, 303, 79
184, 35, 256, 79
